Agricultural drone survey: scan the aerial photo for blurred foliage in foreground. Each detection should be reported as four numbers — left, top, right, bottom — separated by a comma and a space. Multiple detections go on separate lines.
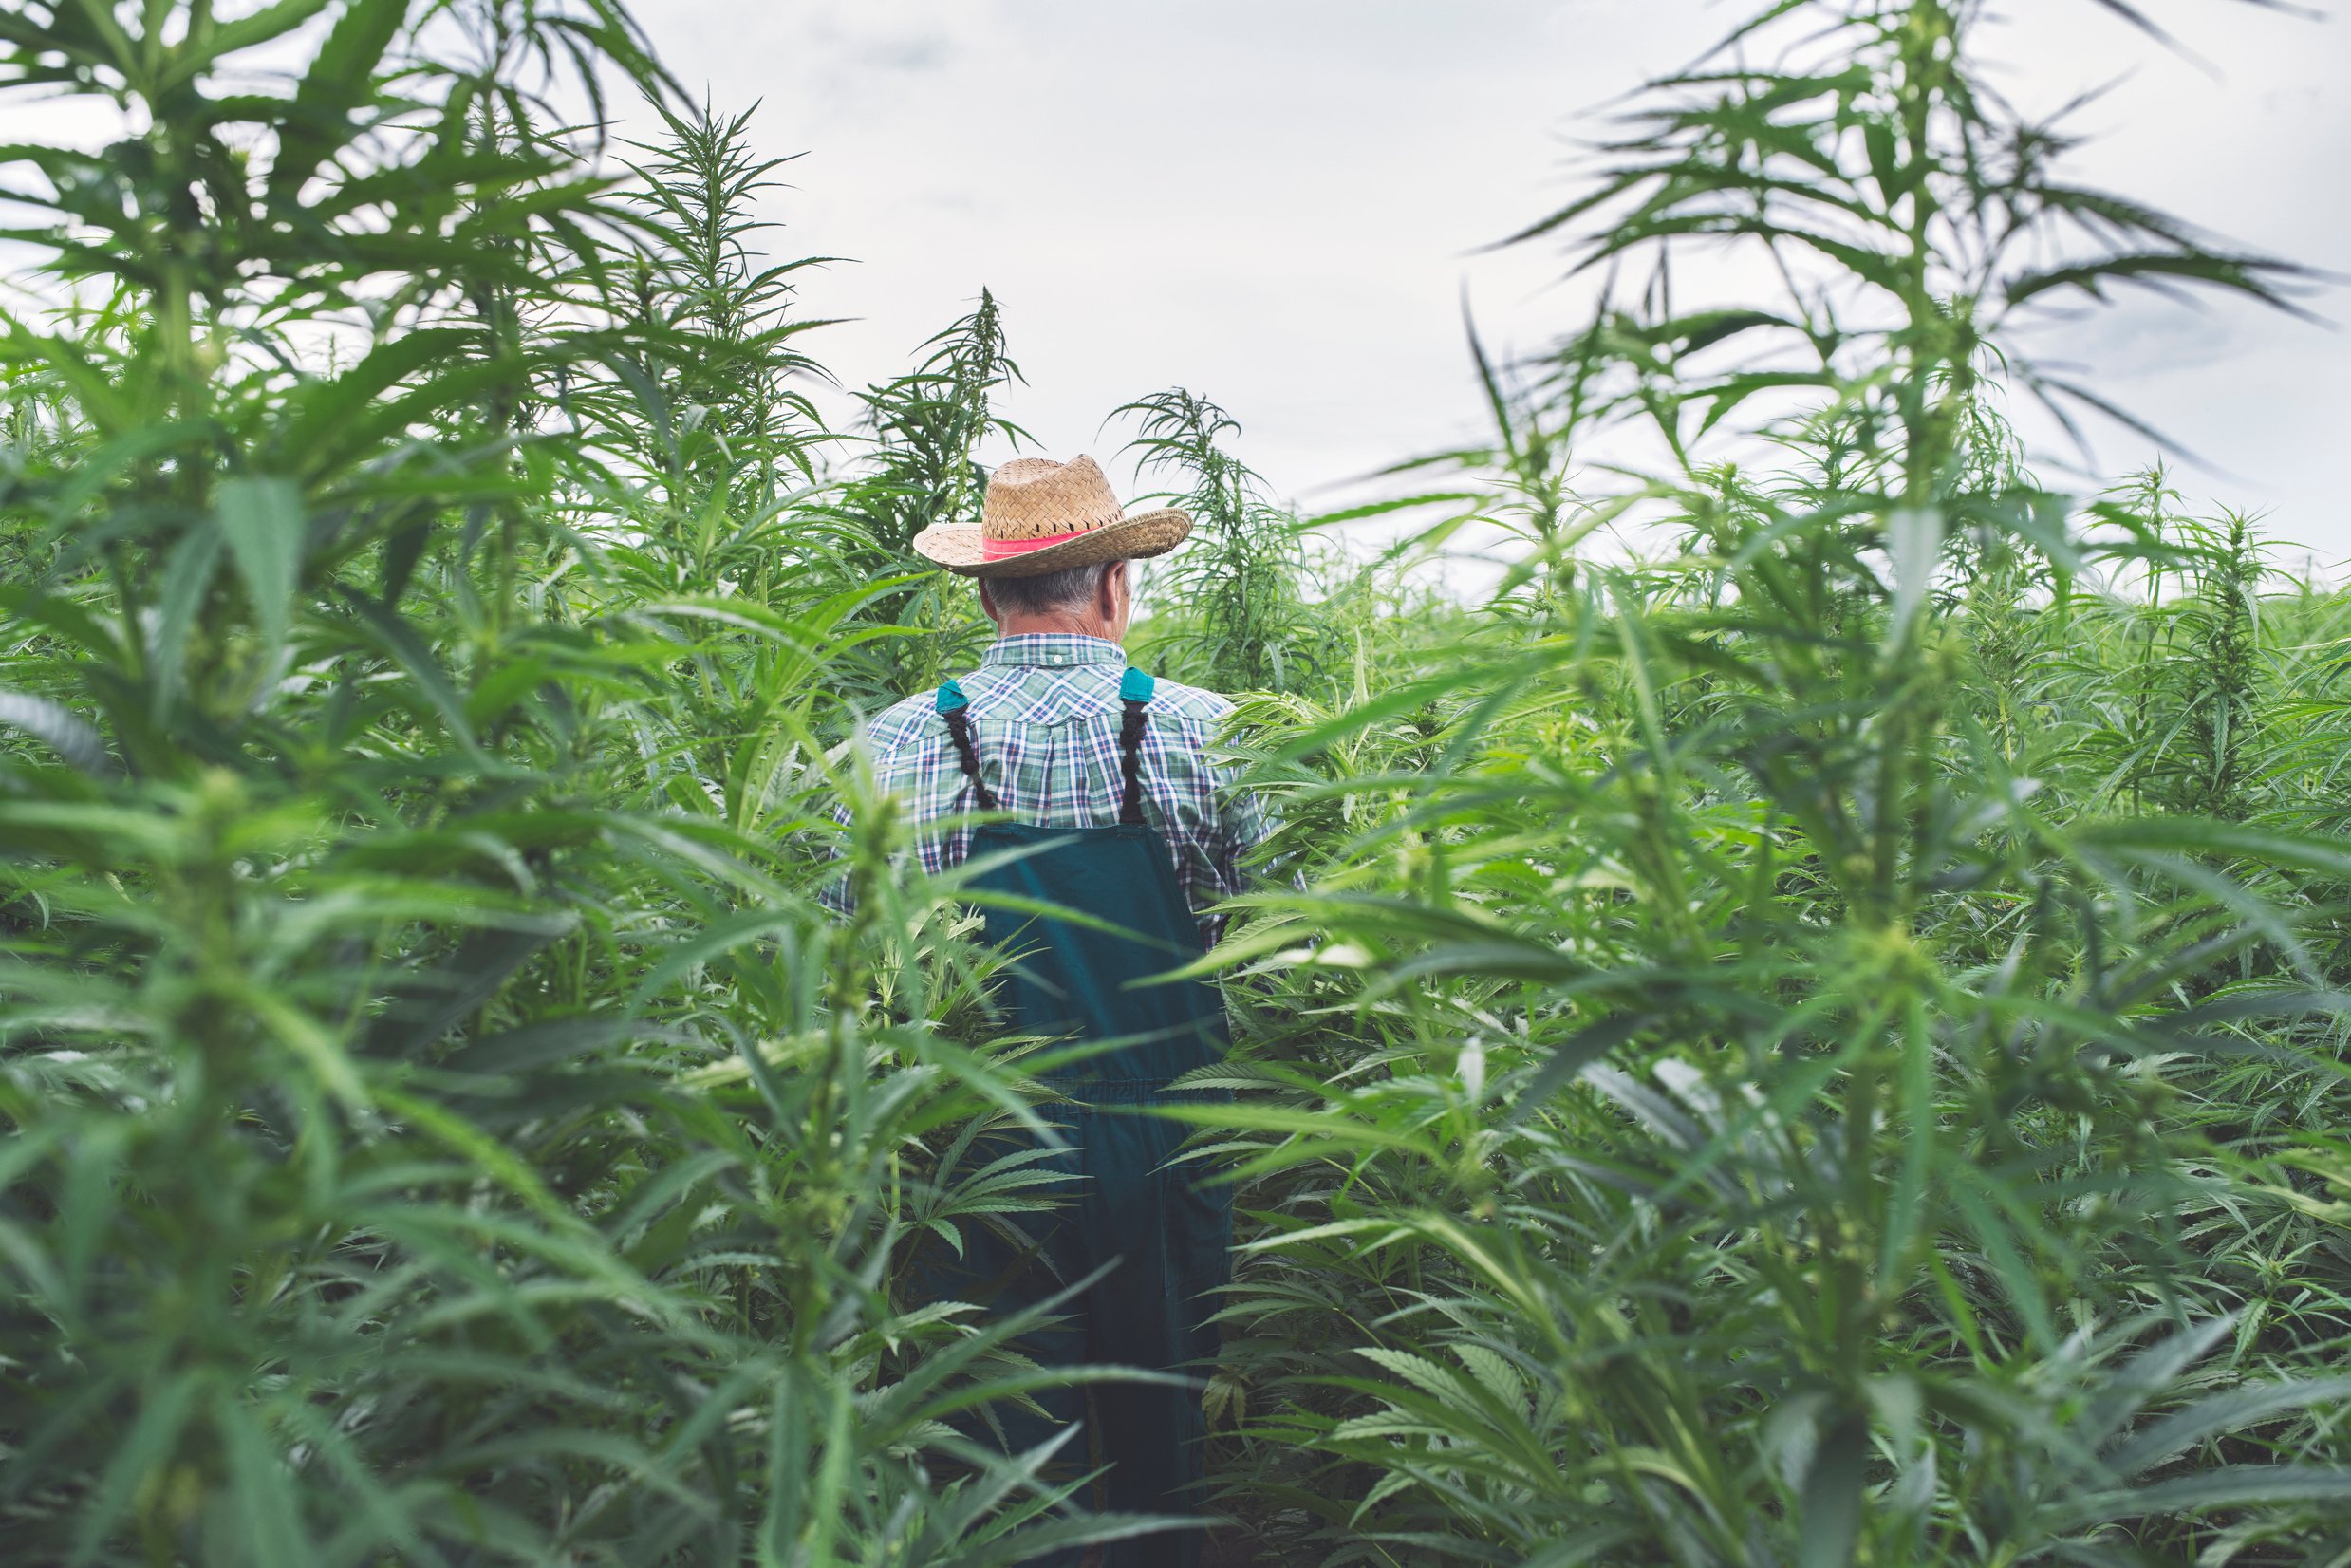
1, 1, 2347, 1565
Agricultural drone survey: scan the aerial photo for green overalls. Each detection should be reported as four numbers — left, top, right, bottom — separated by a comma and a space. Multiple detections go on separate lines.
932, 667, 1232, 1568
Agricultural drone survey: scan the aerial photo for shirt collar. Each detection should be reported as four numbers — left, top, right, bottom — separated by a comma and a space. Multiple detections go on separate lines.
980, 633, 1126, 670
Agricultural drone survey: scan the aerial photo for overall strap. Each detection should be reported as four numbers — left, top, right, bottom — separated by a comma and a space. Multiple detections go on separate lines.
1117, 666, 1154, 828
935, 680, 999, 812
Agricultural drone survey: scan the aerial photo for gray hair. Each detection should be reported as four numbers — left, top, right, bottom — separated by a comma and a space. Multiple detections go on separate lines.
982, 561, 1114, 617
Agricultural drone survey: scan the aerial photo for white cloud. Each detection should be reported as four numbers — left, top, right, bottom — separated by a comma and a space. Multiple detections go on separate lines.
21, 0, 2312, 559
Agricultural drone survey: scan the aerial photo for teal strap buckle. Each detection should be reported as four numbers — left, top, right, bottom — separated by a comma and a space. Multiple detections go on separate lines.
1120, 667, 1155, 704
935, 679, 969, 714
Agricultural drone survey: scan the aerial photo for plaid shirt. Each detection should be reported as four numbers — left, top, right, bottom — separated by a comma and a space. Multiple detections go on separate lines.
847, 634, 1270, 945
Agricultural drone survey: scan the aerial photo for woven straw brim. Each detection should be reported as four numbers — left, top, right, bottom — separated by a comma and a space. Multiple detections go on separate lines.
909, 508, 1193, 579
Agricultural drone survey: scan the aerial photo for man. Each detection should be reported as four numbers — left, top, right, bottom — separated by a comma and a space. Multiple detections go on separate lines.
853, 454, 1270, 1568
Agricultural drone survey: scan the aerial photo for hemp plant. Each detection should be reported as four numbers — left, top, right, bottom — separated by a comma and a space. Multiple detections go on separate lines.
0, 4, 1144, 1562
1190, 2, 2351, 1563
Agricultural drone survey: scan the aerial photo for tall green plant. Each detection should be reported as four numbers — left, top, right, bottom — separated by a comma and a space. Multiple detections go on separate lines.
0, 7, 1148, 1563
1119, 389, 1318, 693
611, 95, 833, 514
822, 291, 1027, 695
1195, 3, 2351, 1563
847, 289, 1027, 559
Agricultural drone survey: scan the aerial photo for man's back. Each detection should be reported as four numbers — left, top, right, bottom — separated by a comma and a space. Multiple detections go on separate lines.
858, 632, 1265, 946
884, 453, 1252, 1562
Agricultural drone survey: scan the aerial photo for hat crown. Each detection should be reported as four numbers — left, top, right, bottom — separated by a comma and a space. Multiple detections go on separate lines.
983, 454, 1125, 542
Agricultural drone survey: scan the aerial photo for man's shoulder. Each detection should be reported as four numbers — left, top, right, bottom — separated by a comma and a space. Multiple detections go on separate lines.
862, 690, 943, 756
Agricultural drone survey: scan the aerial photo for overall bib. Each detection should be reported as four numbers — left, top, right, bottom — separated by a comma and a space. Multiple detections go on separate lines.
932, 667, 1232, 1568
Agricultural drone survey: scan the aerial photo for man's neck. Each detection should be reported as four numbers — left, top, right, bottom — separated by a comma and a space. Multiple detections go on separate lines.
992, 613, 1118, 643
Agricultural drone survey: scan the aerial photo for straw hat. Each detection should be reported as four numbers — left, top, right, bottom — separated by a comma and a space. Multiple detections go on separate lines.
910, 455, 1192, 578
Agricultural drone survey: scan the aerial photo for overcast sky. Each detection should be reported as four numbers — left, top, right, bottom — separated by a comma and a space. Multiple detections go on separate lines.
609, 0, 2348, 567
